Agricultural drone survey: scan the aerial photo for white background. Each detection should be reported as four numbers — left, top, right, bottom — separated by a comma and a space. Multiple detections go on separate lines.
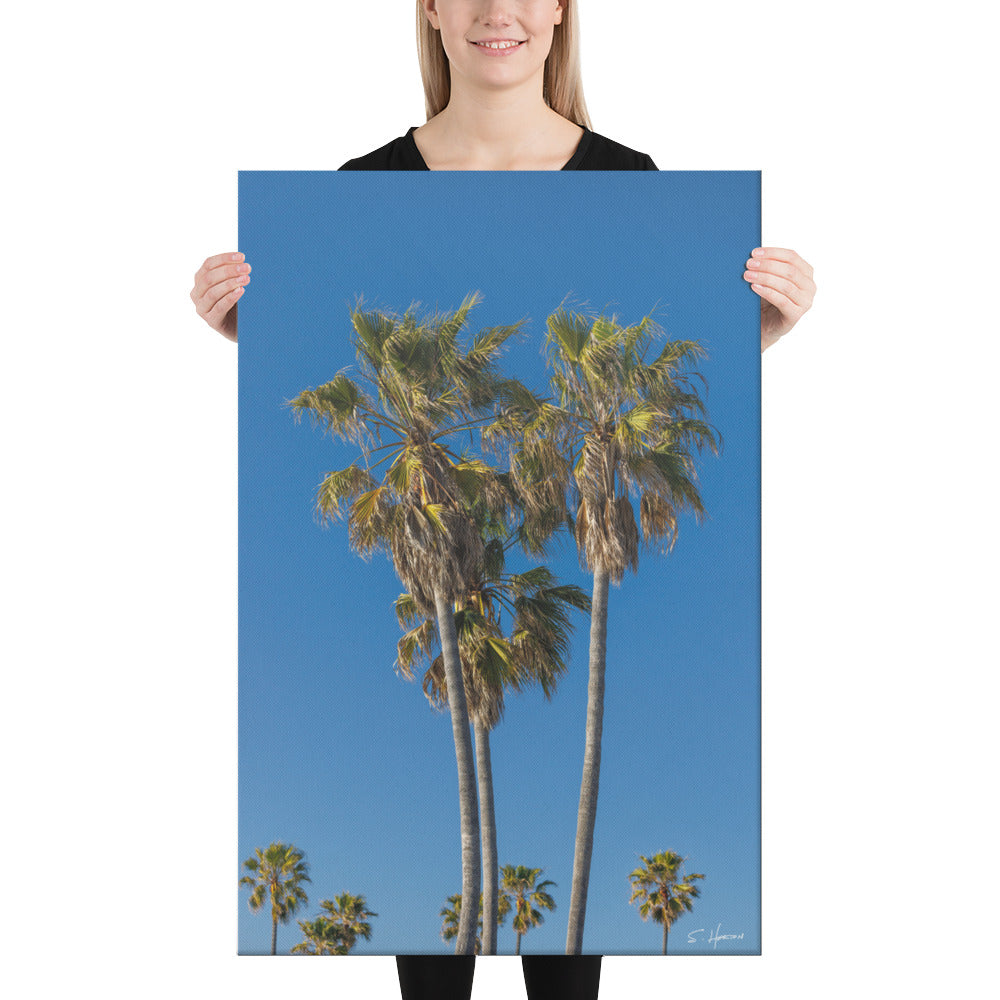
3, 1, 997, 996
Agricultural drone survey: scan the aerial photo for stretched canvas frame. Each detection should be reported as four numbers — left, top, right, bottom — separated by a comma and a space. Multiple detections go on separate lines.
238, 172, 761, 956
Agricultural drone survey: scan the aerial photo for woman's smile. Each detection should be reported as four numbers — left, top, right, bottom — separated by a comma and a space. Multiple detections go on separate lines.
469, 38, 527, 56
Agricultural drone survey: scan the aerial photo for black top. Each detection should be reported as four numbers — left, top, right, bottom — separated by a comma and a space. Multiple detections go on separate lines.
339, 126, 657, 171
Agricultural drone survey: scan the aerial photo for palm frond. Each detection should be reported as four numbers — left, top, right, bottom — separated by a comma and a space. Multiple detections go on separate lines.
351, 303, 400, 369
288, 373, 371, 445
545, 308, 593, 363
314, 465, 378, 523
395, 614, 437, 680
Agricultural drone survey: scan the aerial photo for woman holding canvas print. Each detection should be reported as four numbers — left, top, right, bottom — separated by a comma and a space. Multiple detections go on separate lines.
196, 3, 816, 998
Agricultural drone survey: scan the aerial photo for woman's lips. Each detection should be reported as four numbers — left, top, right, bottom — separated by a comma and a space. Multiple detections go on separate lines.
469, 39, 527, 56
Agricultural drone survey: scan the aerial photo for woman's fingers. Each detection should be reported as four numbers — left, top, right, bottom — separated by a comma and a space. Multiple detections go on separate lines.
750, 246, 814, 279
203, 284, 244, 338
744, 264, 806, 308
191, 251, 249, 341
754, 281, 798, 317
192, 255, 251, 299
191, 270, 249, 321
197, 250, 246, 274
746, 247, 816, 352
745, 249, 815, 301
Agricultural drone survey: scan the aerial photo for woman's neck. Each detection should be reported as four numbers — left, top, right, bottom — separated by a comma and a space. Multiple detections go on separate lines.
414, 83, 584, 170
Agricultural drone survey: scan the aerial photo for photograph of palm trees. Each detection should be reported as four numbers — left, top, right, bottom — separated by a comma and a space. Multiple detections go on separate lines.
238, 171, 760, 955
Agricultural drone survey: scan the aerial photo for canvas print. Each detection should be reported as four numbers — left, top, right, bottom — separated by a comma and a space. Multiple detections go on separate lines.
238, 172, 760, 956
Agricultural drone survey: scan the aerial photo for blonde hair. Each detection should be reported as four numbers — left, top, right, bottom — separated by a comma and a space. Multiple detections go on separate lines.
415, 1, 592, 129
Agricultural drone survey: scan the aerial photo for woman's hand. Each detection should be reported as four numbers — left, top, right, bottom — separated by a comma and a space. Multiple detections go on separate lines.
745, 247, 816, 352
190, 252, 250, 343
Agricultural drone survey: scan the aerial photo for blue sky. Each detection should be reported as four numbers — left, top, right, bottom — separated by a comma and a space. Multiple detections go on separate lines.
238, 171, 760, 956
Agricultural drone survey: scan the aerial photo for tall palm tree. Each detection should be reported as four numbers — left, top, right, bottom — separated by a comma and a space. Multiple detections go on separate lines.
239, 842, 311, 955
397, 527, 589, 954
512, 307, 720, 954
440, 891, 512, 954
319, 893, 377, 953
290, 294, 525, 954
291, 917, 348, 955
499, 865, 556, 955
628, 851, 705, 954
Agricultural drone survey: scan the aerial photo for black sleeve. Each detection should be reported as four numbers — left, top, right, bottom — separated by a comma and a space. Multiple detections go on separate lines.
338, 132, 425, 170
572, 132, 658, 170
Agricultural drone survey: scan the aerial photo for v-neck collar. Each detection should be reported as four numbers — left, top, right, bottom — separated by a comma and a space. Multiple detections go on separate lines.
403, 125, 593, 170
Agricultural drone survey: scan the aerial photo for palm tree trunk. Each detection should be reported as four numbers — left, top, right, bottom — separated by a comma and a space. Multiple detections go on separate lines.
663, 920, 668, 956
475, 719, 500, 955
434, 587, 482, 956
516, 931, 522, 956
565, 568, 610, 954
271, 914, 278, 956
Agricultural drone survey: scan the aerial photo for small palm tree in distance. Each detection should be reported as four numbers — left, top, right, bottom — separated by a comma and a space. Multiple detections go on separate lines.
319, 892, 378, 953
440, 892, 512, 954
499, 865, 557, 955
628, 850, 705, 954
291, 917, 348, 955
239, 842, 311, 955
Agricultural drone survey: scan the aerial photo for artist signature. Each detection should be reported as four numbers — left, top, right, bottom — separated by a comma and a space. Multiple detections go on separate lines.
686, 923, 746, 949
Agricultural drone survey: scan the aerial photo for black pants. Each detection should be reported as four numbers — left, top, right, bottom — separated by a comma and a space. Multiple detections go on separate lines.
396, 955, 602, 1000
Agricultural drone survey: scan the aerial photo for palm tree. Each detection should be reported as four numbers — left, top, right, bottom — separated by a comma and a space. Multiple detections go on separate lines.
289, 294, 525, 954
628, 851, 705, 954
499, 865, 556, 955
291, 916, 349, 955
319, 893, 377, 953
440, 894, 471, 952
512, 307, 719, 954
239, 842, 311, 955
441, 891, 512, 954
397, 526, 589, 955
